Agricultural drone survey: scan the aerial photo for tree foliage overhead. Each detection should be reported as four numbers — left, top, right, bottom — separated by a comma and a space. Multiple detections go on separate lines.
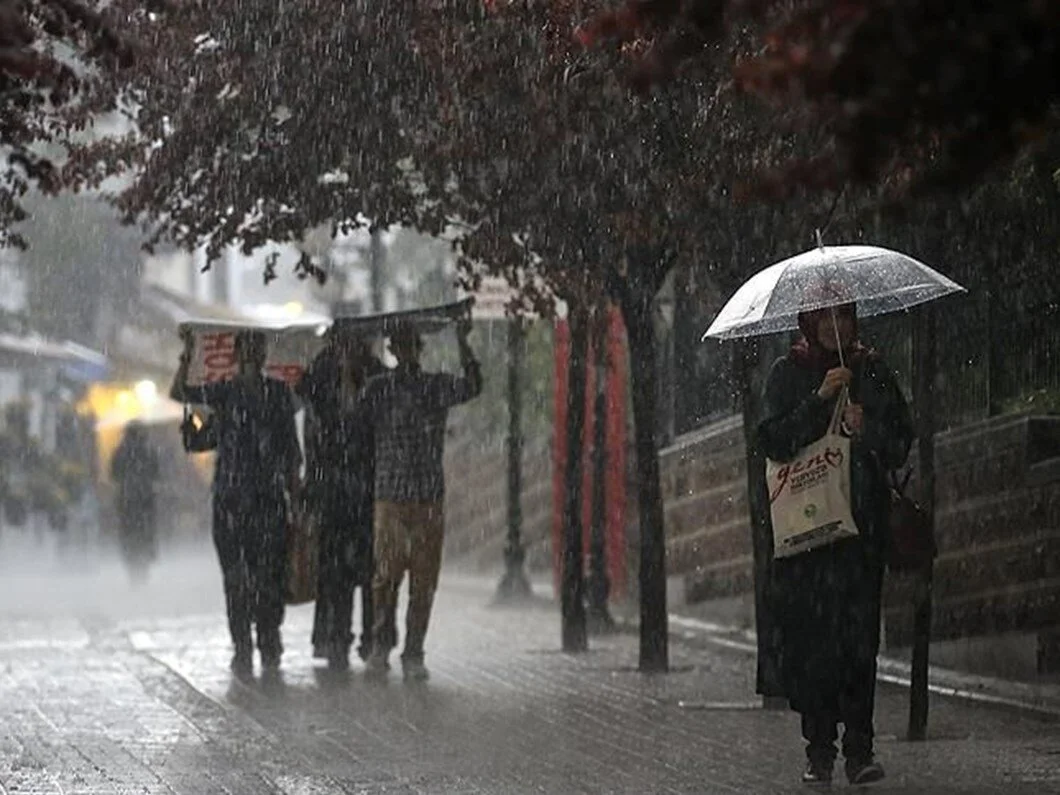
0, 0, 135, 247
88, 0, 458, 271
581, 0, 1060, 199
96, 0, 795, 307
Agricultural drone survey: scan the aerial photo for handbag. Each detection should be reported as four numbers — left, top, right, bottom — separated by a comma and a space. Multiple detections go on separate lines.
285, 506, 318, 605
181, 405, 218, 453
767, 390, 861, 559
885, 468, 936, 572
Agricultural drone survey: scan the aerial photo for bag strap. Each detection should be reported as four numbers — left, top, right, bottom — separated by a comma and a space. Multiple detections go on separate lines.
827, 386, 849, 436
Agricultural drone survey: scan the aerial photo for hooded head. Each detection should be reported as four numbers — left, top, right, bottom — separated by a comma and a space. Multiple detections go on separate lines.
792, 302, 871, 368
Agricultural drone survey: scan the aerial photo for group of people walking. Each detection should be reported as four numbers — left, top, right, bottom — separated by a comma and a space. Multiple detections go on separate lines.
170, 318, 481, 681
169, 295, 911, 787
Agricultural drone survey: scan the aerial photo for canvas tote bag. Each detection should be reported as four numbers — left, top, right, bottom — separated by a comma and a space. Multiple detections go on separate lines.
767, 390, 860, 558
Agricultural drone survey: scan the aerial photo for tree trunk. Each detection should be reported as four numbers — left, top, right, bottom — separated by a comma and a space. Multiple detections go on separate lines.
622, 288, 669, 673
561, 305, 589, 652
496, 316, 531, 602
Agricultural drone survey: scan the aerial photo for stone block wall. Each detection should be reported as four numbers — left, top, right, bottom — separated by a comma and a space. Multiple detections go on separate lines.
663, 413, 1060, 648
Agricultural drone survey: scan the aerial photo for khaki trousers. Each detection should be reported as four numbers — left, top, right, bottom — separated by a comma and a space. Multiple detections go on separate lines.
371, 501, 445, 662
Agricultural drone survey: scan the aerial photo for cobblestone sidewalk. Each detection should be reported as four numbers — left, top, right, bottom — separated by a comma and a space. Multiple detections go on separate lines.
1, 568, 1059, 793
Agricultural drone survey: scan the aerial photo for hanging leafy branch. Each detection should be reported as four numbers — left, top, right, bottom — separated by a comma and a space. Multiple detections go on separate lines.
580, 0, 1060, 199
0, 0, 138, 246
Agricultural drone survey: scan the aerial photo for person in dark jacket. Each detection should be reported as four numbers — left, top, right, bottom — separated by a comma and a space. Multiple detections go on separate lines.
171, 330, 301, 679
110, 421, 160, 573
757, 302, 913, 787
297, 332, 386, 671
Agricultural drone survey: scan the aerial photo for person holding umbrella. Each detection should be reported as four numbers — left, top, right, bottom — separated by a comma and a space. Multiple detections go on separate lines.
758, 301, 913, 786
703, 244, 962, 787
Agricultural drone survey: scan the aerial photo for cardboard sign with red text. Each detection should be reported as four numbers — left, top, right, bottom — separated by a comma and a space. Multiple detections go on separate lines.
766, 395, 860, 558
179, 320, 327, 389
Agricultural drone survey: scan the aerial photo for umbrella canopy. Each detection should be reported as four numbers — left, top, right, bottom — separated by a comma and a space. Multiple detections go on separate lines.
703, 245, 965, 340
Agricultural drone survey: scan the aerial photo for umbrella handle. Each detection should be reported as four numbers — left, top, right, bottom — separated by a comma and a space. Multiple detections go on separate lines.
830, 306, 846, 370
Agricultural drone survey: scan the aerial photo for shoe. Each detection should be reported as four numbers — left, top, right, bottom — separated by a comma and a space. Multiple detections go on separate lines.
230, 651, 253, 679
402, 658, 429, 682
327, 647, 350, 672
845, 759, 885, 786
364, 652, 390, 679
802, 761, 833, 786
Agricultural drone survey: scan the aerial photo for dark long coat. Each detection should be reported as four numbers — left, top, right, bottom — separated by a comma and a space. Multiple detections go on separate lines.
757, 351, 913, 718
297, 349, 384, 652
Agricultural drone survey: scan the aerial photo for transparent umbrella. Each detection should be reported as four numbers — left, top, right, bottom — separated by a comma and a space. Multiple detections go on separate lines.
702, 245, 966, 341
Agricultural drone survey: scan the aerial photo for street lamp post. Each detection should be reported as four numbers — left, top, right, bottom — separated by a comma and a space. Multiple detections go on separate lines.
496, 315, 533, 602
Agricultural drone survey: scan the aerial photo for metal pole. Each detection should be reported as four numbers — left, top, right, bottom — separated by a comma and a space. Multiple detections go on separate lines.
587, 328, 614, 633
496, 316, 532, 602
909, 302, 936, 741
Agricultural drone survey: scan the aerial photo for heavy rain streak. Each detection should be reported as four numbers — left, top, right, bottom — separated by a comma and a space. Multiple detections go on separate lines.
2, 1, 1060, 792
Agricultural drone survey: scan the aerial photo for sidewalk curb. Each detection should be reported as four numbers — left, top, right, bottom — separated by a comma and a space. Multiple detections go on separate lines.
443, 572, 1060, 720
630, 612, 1060, 722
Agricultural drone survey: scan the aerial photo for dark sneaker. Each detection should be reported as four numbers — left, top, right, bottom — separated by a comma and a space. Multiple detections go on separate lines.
402, 658, 430, 682
802, 761, 833, 786
230, 651, 253, 680
327, 647, 350, 672
260, 647, 282, 672
846, 759, 885, 786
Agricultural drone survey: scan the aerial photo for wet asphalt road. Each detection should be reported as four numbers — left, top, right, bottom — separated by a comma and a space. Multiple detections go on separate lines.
1, 543, 1060, 794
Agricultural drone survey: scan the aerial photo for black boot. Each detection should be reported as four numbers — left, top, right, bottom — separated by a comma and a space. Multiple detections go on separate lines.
230, 646, 253, 680
845, 758, 885, 786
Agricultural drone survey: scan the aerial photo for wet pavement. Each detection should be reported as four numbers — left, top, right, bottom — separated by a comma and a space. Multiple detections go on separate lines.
1, 549, 1060, 793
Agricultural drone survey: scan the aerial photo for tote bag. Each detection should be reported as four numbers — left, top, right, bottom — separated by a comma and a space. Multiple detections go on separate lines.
767, 392, 860, 559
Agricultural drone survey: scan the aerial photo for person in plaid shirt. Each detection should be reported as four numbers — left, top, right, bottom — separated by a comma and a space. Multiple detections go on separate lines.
356, 316, 482, 681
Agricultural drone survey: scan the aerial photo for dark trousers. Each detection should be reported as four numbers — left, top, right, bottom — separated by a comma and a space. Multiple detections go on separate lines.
311, 482, 377, 658
800, 662, 877, 766
212, 491, 286, 657
314, 580, 375, 658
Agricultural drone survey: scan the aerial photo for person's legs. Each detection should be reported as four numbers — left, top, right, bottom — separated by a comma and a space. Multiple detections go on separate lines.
801, 711, 838, 783
250, 497, 287, 669
368, 501, 407, 672
358, 583, 375, 662
316, 496, 355, 666
841, 654, 884, 783
401, 502, 444, 677
310, 508, 331, 658
213, 497, 252, 672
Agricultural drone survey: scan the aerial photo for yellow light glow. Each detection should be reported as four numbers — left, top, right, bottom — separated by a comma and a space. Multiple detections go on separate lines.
283, 301, 304, 317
